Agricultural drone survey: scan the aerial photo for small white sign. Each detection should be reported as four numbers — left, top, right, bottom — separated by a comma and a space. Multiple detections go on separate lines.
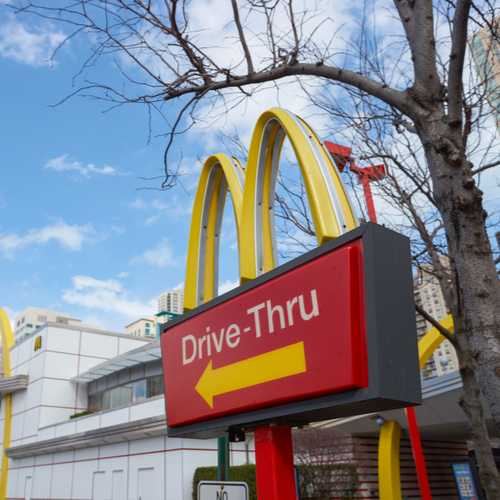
198, 481, 249, 500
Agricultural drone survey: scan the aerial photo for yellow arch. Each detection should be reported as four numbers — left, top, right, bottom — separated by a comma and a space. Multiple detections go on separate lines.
184, 108, 359, 307
0, 308, 14, 500
184, 154, 245, 312
378, 314, 454, 500
239, 108, 358, 282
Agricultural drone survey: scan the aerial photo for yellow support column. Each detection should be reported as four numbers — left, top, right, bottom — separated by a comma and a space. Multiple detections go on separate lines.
378, 420, 402, 500
0, 308, 14, 500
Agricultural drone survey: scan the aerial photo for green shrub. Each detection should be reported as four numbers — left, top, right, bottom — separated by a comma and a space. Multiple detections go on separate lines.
69, 410, 94, 419
192, 464, 257, 500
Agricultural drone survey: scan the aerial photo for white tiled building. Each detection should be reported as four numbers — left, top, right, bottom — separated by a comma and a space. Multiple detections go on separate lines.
0, 321, 254, 499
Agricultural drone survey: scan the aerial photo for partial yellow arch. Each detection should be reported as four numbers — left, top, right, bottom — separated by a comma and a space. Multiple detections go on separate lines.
418, 314, 454, 369
184, 154, 245, 312
0, 308, 14, 500
378, 314, 454, 500
239, 108, 358, 282
379, 420, 402, 500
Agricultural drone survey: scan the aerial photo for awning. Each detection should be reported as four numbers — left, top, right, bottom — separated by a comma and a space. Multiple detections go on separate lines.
70, 340, 162, 383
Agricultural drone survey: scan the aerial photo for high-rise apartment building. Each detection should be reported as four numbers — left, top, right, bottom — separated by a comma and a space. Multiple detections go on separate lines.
414, 263, 458, 380
13, 307, 103, 343
469, 18, 500, 131
158, 289, 184, 314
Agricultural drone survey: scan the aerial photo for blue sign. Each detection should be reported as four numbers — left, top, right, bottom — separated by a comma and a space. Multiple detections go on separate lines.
452, 462, 479, 500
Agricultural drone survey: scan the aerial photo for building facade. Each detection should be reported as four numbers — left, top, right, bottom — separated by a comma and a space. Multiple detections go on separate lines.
13, 307, 103, 344
0, 321, 253, 499
469, 17, 500, 132
158, 290, 184, 315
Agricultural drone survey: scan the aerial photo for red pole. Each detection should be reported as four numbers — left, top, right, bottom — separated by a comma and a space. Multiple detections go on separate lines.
254, 426, 297, 500
405, 407, 433, 500
360, 176, 378, 224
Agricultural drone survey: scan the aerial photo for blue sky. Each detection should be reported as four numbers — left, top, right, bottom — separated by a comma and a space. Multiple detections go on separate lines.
1, 1, 499, 332
0, 2, 246, 331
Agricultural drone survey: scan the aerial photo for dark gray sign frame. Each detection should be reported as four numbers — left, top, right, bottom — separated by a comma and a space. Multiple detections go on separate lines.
161, 222, 421, 439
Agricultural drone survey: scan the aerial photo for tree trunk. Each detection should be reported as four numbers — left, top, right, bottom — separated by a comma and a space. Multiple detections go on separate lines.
454, 318, 500, 498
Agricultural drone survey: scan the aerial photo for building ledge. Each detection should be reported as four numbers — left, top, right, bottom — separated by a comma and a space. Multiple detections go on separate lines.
0, 374, 29, 395
5, 415, 167, 459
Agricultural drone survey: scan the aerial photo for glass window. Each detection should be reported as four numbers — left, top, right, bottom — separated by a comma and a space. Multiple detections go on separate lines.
145, 323, 150, 327
88, 375, 164, 412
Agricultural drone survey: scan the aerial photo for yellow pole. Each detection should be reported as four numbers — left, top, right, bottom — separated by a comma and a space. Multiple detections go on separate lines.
377, 314, 454, 499
0, 308, 14, 500
378, 420, 402, 500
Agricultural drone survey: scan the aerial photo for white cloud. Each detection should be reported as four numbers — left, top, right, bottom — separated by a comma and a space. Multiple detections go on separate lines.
117, 272, 129, 278
111, 226, 125, 234
0, 17, 66, 67
129, 238, 179, 268
0, 218, 95, 258
44, 154, 124, 177
145, 215, 158, 225
62, 276, 157, 319
219, 279, 239, 295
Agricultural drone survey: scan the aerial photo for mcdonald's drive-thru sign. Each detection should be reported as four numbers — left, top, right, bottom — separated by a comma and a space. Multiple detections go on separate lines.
161, 109, 421, 439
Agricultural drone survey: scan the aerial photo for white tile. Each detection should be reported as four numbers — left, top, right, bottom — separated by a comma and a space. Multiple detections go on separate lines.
33, 462, 52, 498
10, 412, 25, 442
44, 351, 78, 380
130, 398, 165, 422
38, 407, 74, 428
129, 455, 165, 500
17, 340, 32, 369
16, 469, 34, 500
100, 408, 129, 428
22, 435, 37, 445
72, 459, 97, 500
99, 442, 128, 459
51, 462, 73, 499
19, 456, 35, 468
28, 352, 45, 382
6, 466, 18, 499
9, 346, 19, 371
75, 414, 101, 434
40, 378, 76, 408
129, 436, 165, 454
118, 337, 149, 355
26, 378, 43, 410
11, 389, 26, 415
54, 420, 76, 438
45, 327, 80, 354
37, 425, 55, 442
35, 453, 54, 465
166, 450, 184, 499
52, 450, 74, 464
81, 332, 118, 358
79, 355, 108, 374
98, 456, 128, 476
22, 407, 40, 439
166, 436, 183, 451
75, 447, 99, 461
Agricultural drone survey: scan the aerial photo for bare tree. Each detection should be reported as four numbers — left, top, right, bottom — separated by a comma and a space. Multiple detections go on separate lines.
10, 0, 500, 496
293, 427, 365, 500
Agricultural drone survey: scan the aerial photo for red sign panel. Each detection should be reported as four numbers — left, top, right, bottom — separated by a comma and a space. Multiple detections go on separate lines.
162, 239, 368, 428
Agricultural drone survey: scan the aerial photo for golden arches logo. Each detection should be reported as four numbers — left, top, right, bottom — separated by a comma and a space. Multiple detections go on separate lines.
184, 108, 358, 312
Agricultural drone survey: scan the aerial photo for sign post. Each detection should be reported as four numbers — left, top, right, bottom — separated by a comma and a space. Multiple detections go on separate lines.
254, 426, 297, 500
